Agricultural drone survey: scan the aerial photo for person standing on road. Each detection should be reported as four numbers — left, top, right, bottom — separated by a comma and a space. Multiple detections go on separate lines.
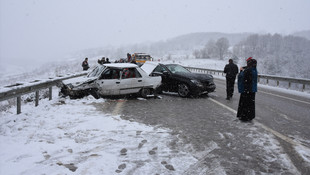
82, 57, 90, 71
237, 57, 258, 121
224, 59, 239, 100
127, 53, 132, 62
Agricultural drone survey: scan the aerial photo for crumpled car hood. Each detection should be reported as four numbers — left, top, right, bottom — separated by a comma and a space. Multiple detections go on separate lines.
63, 76, 97, 87
140, 61, 158, 75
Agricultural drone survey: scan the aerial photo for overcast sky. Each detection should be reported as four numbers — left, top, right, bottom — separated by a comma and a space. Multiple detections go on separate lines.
1, 0, 310, 66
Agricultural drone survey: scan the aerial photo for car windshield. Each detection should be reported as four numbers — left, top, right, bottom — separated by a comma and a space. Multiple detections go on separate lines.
166, 64, 191, 74
87, 65, 106, 77
136, 55, 151, 61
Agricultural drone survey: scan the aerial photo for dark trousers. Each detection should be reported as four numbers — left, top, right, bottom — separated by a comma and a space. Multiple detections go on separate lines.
237, 92, 256, 121
226, 77, 236, 98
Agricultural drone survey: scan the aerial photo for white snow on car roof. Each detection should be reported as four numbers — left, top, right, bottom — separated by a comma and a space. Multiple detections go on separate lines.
103, 63, 138, 68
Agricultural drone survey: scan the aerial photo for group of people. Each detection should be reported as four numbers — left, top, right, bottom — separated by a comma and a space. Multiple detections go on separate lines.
98, 57, 111, 65
82, 57, 112, 71
81, 54, 136, 71
224, 57, 258, 122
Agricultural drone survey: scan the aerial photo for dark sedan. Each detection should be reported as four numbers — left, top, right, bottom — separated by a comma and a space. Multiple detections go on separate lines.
141, 62, 216, 97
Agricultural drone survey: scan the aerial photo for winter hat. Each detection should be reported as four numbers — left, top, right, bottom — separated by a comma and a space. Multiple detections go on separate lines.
247, 58, 256, 67
246, 57, 252, 62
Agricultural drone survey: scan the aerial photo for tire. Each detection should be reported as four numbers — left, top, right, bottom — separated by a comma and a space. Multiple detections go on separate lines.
88, 89, 100, 99
155, 86, 163, 94
59, 86, 70, 97
140, 88, 151, 98
178, 83, 190, 97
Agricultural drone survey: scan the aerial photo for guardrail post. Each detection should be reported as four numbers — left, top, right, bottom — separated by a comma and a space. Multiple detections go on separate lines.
17, 96, 21, 114
302, 84, 305, 92
288, 82, 291, 89
267, 79, 269, 85
49, 87, 52, 100
35, 91, 39, 106
277, 81, 279, 87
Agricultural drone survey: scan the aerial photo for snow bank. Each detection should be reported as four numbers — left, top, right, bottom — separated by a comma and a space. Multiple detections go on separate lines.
0, 90, 197, 175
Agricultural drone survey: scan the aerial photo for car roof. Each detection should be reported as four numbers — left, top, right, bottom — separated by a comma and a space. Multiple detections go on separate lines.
102, 63, 139, 68
162, 63, 180, 66
134, 53, 150, 55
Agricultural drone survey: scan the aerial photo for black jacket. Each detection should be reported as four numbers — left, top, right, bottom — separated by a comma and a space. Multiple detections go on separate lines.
82, 61, 89, 70
224, 63, 238, 79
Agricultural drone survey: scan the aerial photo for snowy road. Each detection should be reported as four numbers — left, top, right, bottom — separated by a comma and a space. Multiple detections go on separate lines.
105, 77, 310, 174
1, 77, 310, 174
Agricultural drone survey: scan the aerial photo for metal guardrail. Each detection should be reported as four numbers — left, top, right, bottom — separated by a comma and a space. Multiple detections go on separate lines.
0, 72, 87, 114
1, 67, 310, 114
185, 67, 310, 91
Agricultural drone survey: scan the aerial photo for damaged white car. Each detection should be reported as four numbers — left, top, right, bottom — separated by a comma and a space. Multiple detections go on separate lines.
59, 63, 161, 99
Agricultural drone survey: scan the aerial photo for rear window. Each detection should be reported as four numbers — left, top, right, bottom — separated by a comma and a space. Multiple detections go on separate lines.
87, 66, 106, 77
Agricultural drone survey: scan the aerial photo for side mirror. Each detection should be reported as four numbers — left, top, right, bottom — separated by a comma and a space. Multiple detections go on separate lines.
151, 72, 163, 76
162, 71, 169, 76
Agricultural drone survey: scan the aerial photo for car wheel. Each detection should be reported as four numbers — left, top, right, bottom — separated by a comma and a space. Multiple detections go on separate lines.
88, 89, 100, 99
155, 86, 163, 94
178, 83, 190, 97
140, 88, 151, 98
59, 85, 70, 97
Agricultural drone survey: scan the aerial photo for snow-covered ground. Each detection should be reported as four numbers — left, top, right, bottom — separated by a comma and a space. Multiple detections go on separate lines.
1, 58, 310, 174
0, 90, 197, 175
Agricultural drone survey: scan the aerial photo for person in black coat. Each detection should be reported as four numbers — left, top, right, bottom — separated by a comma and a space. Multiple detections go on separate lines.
237, 57, 258, 121
105, 58, 111, 64
82, 57, 90, 71
224, 59, 239, 100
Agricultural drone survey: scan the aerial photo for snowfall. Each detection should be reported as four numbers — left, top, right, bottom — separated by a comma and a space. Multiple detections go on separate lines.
1, 58, 310, 174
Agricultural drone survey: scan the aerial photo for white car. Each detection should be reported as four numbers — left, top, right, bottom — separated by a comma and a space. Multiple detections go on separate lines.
59, 63, 161, 99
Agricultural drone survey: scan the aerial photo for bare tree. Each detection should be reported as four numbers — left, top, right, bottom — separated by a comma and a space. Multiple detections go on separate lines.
193, 49, 202, 58
233, 33, 310, 78
206, 39, 217, 58
216, 37, 229, 60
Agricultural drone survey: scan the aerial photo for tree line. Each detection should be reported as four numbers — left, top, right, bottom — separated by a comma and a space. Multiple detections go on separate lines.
193, 34, 310, 79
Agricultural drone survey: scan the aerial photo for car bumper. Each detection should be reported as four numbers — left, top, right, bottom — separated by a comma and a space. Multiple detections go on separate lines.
191, 83, 216, 95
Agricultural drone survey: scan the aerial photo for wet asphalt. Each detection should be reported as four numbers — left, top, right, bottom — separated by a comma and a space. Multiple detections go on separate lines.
95, 78, 310, 174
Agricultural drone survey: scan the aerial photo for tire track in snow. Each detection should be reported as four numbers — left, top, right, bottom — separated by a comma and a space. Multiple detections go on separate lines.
208, 97, 310, 172
208, 98, 303, 147
112, 99, 126, 116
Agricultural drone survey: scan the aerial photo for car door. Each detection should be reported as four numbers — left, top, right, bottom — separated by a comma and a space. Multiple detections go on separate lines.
153, 65, 174, 91
95, 68, 121, 95
120, 68, 143, 94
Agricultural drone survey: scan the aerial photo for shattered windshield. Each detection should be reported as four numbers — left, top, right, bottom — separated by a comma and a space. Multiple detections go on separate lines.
87, 65, 106, 77
166, 64, 191, 74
